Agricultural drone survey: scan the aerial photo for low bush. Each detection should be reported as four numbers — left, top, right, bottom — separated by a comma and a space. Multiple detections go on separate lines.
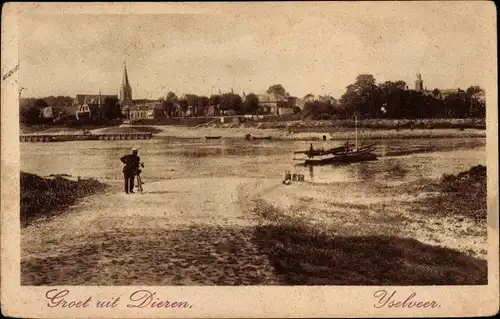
436, 165, 487, 221
20, 172, 107, 225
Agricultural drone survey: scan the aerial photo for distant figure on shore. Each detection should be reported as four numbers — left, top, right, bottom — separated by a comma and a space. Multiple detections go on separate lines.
121, 147, 141, 194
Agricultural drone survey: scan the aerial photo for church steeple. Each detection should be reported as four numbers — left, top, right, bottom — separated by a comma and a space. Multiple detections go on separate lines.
119, 63, 133, 106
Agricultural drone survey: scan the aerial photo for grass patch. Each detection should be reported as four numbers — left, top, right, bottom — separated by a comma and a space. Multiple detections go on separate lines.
252, 199, 487, 285
20, 172, 107, 226
411, 165, 487, 221
254, 222, 487, 285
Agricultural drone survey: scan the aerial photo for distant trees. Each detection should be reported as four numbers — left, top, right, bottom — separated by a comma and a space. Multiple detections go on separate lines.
33, 99, 49, 109
432, 88, 441, 98
20, 77, 486, 125
219, 93, 243, 114
183, 94, 198, 116
243, 93, 260, 114
20, 105, 42, 125
98, 96, 121, 120
162, 100, 174, 118
303, 99, 340, 120
267, 84, 288, 97
162, 91, 178, 118
340, 74, 379, 118
337, 74, 485, 119
208, 95, 221, 116
20, 98, 48, 125
197, 96, 209, 116
178, 98, 188, 117
165, 91, 178, 102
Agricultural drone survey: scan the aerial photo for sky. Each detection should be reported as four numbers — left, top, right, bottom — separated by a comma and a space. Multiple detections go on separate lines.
19, 2, 495, 99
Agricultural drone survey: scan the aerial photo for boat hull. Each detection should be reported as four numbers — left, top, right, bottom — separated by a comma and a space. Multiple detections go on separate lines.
303, 152, 378, 165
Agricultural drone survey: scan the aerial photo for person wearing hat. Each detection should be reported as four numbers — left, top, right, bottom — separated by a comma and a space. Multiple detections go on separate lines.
120, 147, 141, 194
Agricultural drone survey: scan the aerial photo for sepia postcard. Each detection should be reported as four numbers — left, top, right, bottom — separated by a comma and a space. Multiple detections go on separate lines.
1, 1, 499, 318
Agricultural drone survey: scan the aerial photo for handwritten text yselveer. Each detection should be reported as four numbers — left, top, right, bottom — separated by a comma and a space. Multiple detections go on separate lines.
373, 290, 440, 308
45, 289, 193, 309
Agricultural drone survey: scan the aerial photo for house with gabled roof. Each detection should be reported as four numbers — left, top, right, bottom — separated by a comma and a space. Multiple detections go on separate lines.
72, 93, 118, 120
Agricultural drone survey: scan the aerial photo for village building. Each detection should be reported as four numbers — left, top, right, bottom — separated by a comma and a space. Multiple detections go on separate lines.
128, 100, 165, 121
288, 96, 305, 110
129, 104, 152, 120
257, 92, 294, 115
72, 93, 118, 120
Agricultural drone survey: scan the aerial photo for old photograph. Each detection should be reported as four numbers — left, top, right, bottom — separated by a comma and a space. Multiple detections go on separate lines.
2, 2, 498, 317
16, 2, 492, 287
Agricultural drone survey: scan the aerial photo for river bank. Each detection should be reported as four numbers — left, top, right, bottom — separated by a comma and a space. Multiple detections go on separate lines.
21, 118, 486, 141
21, 165, 487, 285
109, 125, 486, 141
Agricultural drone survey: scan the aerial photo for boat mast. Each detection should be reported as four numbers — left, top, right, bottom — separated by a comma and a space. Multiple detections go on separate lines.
355, 113, 358, 150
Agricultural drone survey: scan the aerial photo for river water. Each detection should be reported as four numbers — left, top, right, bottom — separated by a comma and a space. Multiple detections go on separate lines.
21, 137, 485, 185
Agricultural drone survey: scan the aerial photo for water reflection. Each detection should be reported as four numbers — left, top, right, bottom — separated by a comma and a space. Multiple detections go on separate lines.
21, 138, 485, 185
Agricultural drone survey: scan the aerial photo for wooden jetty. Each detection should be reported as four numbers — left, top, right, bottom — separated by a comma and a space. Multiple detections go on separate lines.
20, 132, 153, 143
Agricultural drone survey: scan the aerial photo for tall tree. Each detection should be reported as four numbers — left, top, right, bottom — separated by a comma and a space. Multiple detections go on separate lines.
444, 91, 468, 118
33, 99, 49, 109
243, 93, 259, 114
166, 91, 178, 102
208, 94, 221, 116
267, 84, 288, 97
465, 85, 483, 98
162, 100, 174, 118
104, 96, 120, 119
339, 74, 379, 118
184, 94, 198, 116
20, 106, 41, 125
432, 88, 441, 98
197, 96, 209, 116
178, 99, 188, 117
219, 93, 243, 114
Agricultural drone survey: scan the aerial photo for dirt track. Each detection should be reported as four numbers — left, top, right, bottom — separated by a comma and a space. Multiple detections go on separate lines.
21, 177, 282, 285
21, 176, 487, 285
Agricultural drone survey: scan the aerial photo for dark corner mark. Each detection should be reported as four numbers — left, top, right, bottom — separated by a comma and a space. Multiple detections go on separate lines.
2, 63, 18, 81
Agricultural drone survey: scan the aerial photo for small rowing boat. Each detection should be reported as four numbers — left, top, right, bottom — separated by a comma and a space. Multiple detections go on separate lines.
245, 134, 272, 141
205, 136, 222, 140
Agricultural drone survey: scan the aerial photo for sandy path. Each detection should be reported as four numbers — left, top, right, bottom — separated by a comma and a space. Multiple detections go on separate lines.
21, 177, 282, 285
21, 175, 486, 285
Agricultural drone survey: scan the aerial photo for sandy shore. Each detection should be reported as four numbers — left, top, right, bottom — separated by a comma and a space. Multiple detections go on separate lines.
21, 174, 486, 285
22, 177, 282, 285
94, 124, 486, 141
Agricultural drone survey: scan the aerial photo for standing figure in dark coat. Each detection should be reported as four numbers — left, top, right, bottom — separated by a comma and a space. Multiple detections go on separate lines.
121, 147, 140, 194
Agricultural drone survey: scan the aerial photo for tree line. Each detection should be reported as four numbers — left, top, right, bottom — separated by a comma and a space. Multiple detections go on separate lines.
20, 77, 486, 125
159, 91, 260, 117
303, 74, 485, 120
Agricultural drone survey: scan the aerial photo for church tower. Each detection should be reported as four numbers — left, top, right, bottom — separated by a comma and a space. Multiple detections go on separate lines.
414, 73, 424, 92
119, 63, 133, 106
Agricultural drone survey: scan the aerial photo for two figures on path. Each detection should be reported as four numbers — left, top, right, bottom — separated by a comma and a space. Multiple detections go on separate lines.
121, 148, 143, 194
